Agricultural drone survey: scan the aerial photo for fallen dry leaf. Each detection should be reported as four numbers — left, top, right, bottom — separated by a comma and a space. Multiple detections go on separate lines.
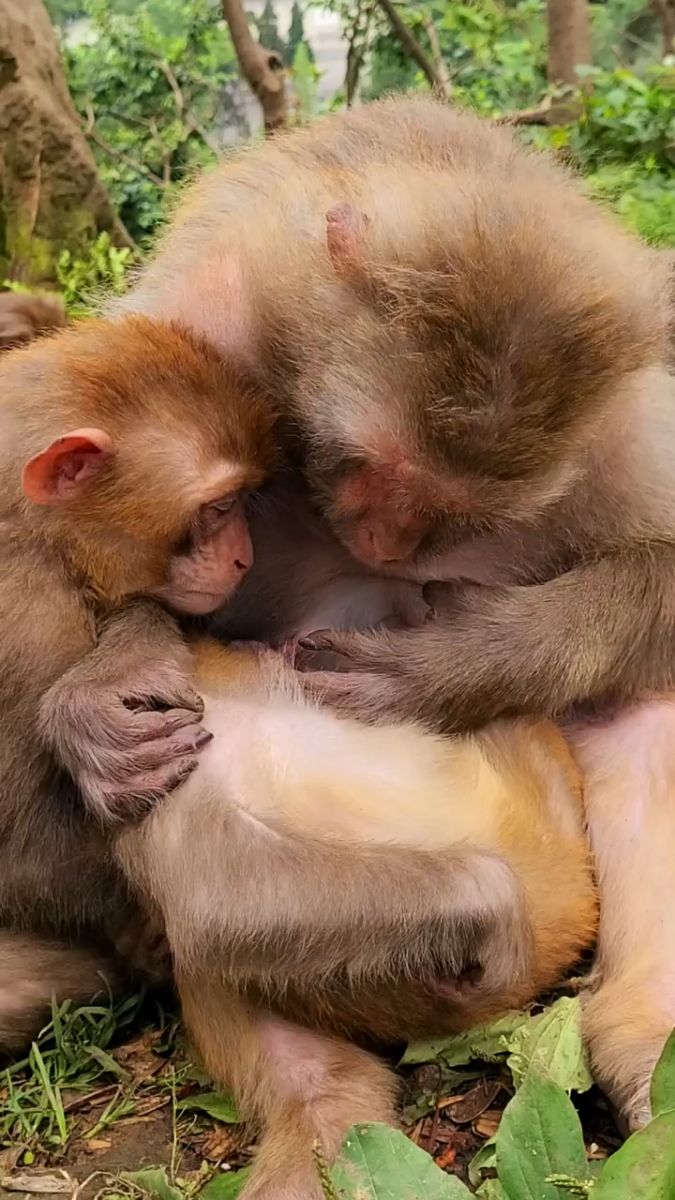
442, 1081, 501, 1125
473, 1109, 503, 1139
1, 1173, 72, 1194
114, 1033, 164, 1083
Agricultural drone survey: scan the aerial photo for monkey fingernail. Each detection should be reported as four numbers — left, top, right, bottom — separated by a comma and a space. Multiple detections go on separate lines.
298, 635, 333, 652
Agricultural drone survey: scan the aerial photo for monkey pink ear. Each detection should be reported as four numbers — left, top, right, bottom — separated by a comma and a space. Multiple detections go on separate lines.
325, 203, 370, 273
21, 427, 115, 506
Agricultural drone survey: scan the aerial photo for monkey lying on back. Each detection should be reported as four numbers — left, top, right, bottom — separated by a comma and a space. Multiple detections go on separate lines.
115, 640, 596, 1200
0, 315, 597, 1200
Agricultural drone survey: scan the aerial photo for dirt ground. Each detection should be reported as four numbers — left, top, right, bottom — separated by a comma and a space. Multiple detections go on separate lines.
0, 1011, 623, 1200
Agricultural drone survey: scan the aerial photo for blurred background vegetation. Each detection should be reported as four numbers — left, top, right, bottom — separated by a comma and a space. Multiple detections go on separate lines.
0, 0, 673, 306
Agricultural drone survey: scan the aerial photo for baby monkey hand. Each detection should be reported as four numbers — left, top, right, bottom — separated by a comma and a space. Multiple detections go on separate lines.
39, 600, 211, 826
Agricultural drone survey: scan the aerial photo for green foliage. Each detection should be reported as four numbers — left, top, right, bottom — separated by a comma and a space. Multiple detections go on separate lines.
292, 40, 321, 120
366, 1, 547, 111
64, 0, 237, 241
332, 1124, 473, 1197
0, 992, 144, 1149
56, 231, 134, 315
571, 65, 675, 170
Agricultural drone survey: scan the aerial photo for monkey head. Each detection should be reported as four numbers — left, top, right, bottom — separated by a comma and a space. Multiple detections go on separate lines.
297, 199, 669, 571
0, 291, 67, 350
8, 316, 277, 613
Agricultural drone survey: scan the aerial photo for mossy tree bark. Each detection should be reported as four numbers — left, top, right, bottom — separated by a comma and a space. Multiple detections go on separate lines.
0, 0, 132, 285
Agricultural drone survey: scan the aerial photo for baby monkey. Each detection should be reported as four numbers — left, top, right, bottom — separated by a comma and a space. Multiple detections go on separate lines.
0, 313, 597, 1200
0, 313, 274, 1044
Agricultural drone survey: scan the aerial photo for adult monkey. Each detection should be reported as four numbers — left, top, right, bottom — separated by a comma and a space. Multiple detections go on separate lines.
51, 96, 674, 1129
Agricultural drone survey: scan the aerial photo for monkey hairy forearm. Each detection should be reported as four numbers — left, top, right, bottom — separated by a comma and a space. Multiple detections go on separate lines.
296, 546, 675, 731
39, 600, 209, 826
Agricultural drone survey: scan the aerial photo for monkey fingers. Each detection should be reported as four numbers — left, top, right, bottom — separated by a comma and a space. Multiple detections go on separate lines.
298, 669, 414, 726
42, 682, 212, 826
78, 755, 202, 826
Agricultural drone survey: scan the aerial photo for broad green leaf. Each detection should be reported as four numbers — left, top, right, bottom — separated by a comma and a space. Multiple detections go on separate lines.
496, 1072, 588, 1200
199, 1170, 250, 1200
469, 1138, 497, 1187
651, 1029, 675, 1117
476, 1183, 508, 1200
403, 1013, 528, 1067
177, 1091, 240, 1123
332, 1123, 472, 1198
506, 998, 593, 1093
121, 1168, 185, 1200
592, 1111, 675, 1199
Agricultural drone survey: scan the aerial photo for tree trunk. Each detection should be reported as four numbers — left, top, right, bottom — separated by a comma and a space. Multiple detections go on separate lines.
652, 0, 675, 56
546, 0, 592, 88
221, 0, 287, 134
0, 0, 131, 285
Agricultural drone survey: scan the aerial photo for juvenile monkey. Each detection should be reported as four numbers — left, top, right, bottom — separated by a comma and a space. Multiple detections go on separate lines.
0, 291, 67, 350
0, 314, 275, 1049
111, 638, 596, 1200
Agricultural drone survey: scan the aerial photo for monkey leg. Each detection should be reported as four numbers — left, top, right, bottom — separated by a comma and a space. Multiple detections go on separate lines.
0, 930, 125, 1055
179, 970, 396, 1200
567, 700, 675, 1131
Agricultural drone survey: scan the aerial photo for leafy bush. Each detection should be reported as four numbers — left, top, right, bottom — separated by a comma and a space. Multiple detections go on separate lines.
56, 232, 134, 315
64, 0, 238, 241
571, 65, 675, 171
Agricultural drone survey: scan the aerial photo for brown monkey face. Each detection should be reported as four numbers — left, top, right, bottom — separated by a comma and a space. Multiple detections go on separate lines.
321, 462, 436, 570
153, 493, 253, 615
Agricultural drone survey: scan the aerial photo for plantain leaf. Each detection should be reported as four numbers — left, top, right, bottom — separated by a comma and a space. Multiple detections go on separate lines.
651, 1029, 675, 1118
177, 1092, 240, 1123
592, 1111, 675, 1199
332, 1123, 472, 1198
506, 998, 593, 1093
496, 1071, 588, 1200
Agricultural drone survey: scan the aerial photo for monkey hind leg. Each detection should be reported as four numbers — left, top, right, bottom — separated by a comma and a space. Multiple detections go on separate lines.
179, 970, 397, 1200
582, 976, 674, 1134
0, 930, 125, 1056
569, 700, 675, 1132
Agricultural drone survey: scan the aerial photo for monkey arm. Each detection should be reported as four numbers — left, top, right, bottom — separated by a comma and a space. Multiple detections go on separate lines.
295, 546, 675, 731
117, 790, 532, 998
39, 599, 210, 825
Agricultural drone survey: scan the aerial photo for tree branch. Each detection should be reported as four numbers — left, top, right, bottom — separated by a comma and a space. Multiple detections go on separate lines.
220, 0, 287, 133
84, 102, 167, 188
420, 9, 452, 100
374, 0, 450, 99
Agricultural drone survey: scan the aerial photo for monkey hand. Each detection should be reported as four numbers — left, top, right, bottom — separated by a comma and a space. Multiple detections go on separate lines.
295, 628, 421, 725
39, 600, 211, 826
